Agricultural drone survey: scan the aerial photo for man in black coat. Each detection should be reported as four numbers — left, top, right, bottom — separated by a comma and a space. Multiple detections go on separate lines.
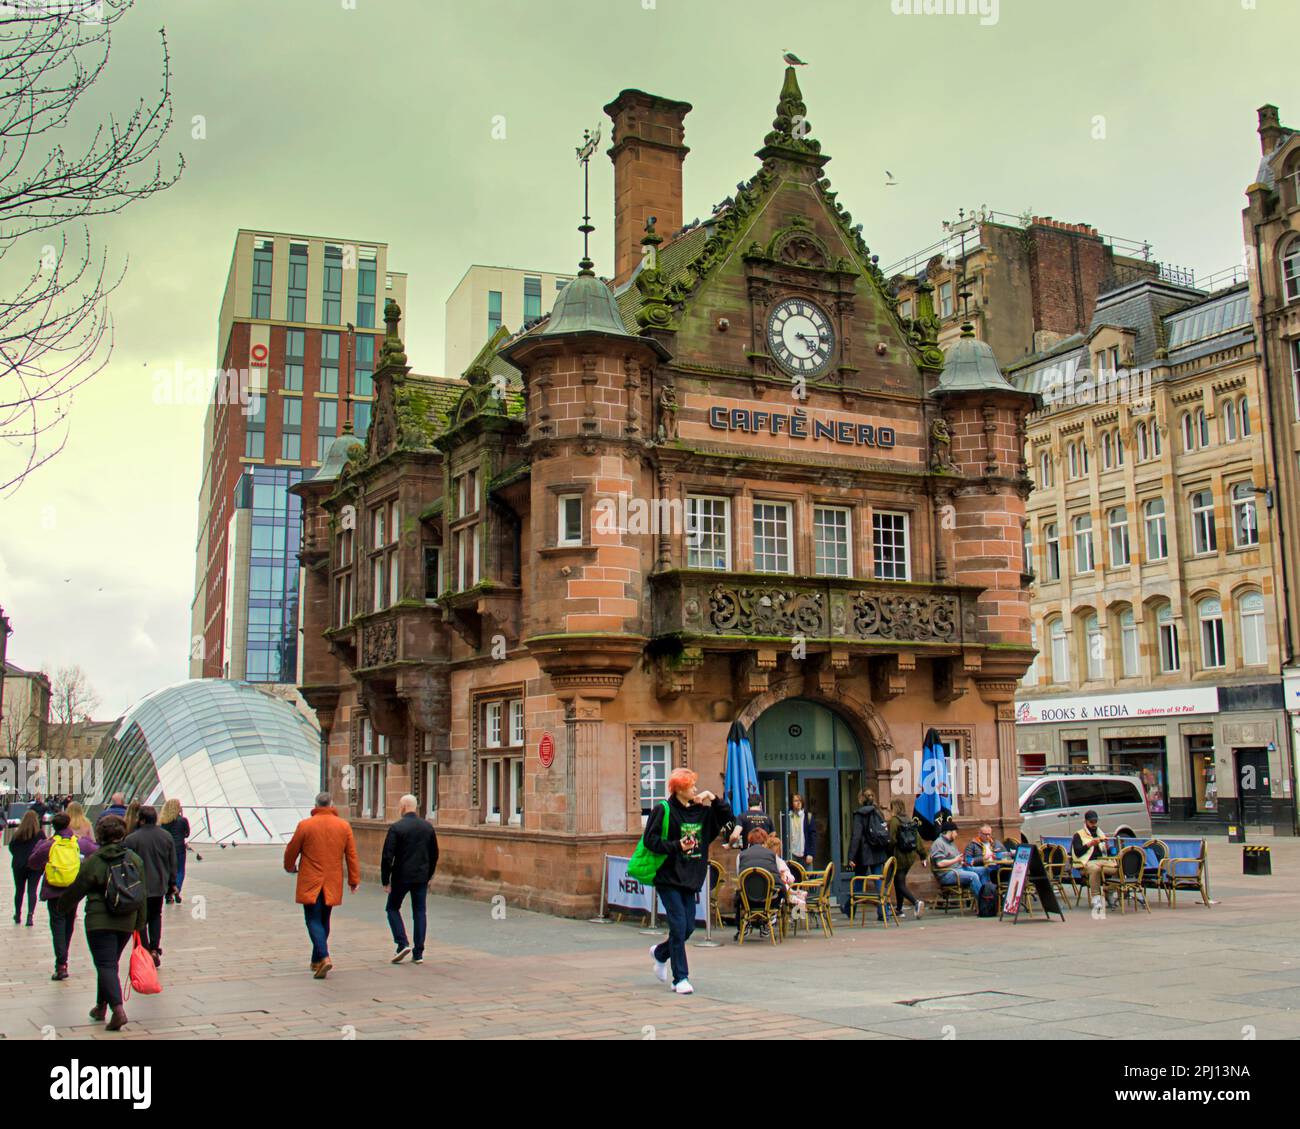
381, 794, 439, 964
122, 805, 177, 965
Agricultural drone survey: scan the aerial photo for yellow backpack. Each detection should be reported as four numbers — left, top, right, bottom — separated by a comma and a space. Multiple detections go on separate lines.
45, 834, 81, 887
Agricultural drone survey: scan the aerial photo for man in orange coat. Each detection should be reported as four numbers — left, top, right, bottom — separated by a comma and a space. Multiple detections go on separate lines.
284, 793, 360, 979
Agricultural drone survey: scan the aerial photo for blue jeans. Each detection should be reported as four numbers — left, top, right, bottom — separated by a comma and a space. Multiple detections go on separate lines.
939, 867, 986, 899
303, 891, 332, 963
653, 886, 696, 986
386, 882, 428, 958
175, 850, 187, 895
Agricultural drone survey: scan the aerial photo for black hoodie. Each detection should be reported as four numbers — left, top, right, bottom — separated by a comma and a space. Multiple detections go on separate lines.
640, 794, 733, 893
847, 804, 889, 870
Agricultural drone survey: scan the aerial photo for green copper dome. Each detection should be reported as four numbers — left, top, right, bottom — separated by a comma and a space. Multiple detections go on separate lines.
541, 271, 634, 341
314, 424, 363, 482
933, 324, 1016, 395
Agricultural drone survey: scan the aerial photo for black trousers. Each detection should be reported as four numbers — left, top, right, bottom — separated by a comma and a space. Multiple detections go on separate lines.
12, 865, 38, 920
143, 895, 164, 952
85, 928, 131, 1008
48, 900, 77, 968
894, 858, 920, 909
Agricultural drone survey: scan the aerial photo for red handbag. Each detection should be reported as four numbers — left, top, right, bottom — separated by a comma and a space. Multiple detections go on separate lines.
126, 931, 162, 997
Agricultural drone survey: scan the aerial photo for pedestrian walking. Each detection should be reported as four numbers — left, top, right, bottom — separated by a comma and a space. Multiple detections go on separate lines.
123, 806, 177, 966
887, 798, 925, 919
101, 793, 128, 820
159, 799, 190, 903
55, 815, 148, 1032
65, 801, 93, 837
640, 768, 732, 995
843, 789, 891, 918
9, 810, 42, 925
30, 793, 50, 837
381, 795, 439, 965
123, 800, 141, 836
283, 793, 360, 979
28, 812, 97, 979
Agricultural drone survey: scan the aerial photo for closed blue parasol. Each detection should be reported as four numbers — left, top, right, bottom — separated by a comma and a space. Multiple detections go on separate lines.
725, 720, 759, 817
914, 727, 954, 840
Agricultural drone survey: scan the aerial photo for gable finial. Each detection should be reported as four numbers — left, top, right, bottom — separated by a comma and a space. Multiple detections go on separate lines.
758, 63, 827, 167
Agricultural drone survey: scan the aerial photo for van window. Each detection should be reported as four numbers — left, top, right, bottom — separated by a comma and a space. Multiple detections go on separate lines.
1063, 778, 1109, 809
1103, 779, 1143, 806
1021, 780, 1063, 813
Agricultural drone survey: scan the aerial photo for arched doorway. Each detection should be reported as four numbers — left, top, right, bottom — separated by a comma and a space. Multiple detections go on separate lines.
751, 698, 865, 889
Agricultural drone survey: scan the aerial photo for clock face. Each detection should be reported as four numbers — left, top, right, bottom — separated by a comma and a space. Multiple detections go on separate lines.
767, 298, 835, 377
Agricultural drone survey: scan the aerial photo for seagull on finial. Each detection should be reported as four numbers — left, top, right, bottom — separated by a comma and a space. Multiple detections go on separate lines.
885, 170, 898, 187
782, 51, 808, 66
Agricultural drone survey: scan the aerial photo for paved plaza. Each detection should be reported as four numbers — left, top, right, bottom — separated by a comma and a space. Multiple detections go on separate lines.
2, 837, 1299, 1040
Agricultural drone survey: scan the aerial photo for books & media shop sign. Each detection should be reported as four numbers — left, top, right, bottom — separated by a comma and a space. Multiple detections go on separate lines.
1015, 686, 1220, 725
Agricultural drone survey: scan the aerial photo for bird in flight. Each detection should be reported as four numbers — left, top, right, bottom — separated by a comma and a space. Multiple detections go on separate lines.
885, 170, 898, 187
782, 51, 808, 66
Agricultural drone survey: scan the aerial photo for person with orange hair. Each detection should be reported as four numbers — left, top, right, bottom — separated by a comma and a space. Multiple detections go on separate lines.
640, 767, 731, 995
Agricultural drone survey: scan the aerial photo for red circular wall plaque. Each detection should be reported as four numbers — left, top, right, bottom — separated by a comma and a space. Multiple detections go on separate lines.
538, 732, 555, 768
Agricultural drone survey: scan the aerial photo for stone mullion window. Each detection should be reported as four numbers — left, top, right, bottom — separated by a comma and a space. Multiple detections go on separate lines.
333, 525, 355, 627
352, 712, 387, 820
629, 727, 690, 826
475, 689, 524, 826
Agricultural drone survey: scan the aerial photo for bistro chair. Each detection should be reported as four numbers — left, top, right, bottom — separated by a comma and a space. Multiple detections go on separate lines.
931, 868, 975, 915
1160, 839, 1212, 907
1039, 843, 1072, 911
795, 862, 835, 936
1105, 845, 1150, 914
736, 867, 781, 945
849, 857, 900, 927
787, 859, 808, 885
1141, 839, 1170, 904
707, 858, 727, 929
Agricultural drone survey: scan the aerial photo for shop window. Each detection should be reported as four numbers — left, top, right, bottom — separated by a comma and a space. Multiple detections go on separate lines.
1187, 734, 1218, 814
685, 494, 731, 570
1063, 738, 1090, 768
1105, 738, 1167, 815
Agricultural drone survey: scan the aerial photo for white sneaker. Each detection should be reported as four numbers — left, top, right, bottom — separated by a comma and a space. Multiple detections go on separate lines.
650, 945, 668, 983
673, 979, 695, 995
915, 900, 925, 919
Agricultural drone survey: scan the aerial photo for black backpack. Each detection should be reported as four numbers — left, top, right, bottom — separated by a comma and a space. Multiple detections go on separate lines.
864, 806, 890, 850
896, 818, 919, 854
104, 854, 145, 916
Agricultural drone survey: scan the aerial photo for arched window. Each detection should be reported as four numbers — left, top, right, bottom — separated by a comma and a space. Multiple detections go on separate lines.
1232, 482, 1259, 547
1199, 597, 1225, 669
1283, 238, 1300, 302
1081, 444, 1090, 473
1102, 431, 1113, 469
1181, 412, 1194, 452
1084, 613, 1104, 680
1196, 408, 1209, 448
1119, 608, 1139, 677
1136, 422, 1149, 461
1144, 498, 1168, 560
1152, 424, 1162, 456
1240, 396, 1251, 437
1073, 514, 1095, 574
1116, 432, 1125, 466
1067, 442, 1078, 478
1156, 603, 1180, 673
1039, 450, 1052, 487
1049, 617, 1069, 683
1191, 490, 1217, 554
1224, 399, 1238, 442
1240, 592, 1266, 666
1044, 522, 1060, 581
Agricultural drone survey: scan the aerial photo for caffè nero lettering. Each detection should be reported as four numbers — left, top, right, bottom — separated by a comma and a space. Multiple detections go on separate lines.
708, 405, 897, 449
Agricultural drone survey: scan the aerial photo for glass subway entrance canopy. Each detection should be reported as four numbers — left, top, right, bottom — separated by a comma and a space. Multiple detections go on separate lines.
97, 679, 320, 844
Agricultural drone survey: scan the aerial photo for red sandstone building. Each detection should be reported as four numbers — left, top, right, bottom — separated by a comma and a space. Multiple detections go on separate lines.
294, 70, 1039, 915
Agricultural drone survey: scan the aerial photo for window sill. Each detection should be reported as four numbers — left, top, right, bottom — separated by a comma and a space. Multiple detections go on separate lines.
537, 544, 599, 557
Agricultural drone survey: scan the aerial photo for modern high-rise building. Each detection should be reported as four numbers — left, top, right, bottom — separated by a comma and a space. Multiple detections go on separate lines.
189, 230, 408, 683
443, 265, 572, 377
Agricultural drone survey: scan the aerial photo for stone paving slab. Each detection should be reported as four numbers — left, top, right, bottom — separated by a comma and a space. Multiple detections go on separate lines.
1, 835, 1298, 1039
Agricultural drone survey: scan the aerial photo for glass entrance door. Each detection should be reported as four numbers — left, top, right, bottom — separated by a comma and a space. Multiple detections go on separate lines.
797, 772, 834, 872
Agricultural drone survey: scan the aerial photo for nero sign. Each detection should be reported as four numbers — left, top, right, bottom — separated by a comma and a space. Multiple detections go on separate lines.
709, 405, 896, 449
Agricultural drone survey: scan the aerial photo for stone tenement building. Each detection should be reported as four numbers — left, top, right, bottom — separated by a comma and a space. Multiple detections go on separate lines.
293, 69, 1039, 914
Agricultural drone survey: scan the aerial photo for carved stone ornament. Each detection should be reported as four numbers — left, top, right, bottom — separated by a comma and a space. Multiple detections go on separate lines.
362, 618, 398, 667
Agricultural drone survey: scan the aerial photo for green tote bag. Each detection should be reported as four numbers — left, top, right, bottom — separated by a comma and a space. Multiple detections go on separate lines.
627, 802, 671, 883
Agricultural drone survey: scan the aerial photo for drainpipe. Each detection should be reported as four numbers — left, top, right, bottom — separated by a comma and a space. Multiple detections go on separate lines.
1253, 220, 1298, 832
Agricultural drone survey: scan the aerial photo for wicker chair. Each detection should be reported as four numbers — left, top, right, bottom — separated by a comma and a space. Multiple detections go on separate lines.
1142, 839, 1171, 905
1105, 845, 1150, 914
931, 864, 976, 915
849, 857, 900, 927
707, 858, 727, 929
1039, 842, 1072, 910
1160, 839, 1211, 907
798, 861, 836, 936
736, 867, 782, 945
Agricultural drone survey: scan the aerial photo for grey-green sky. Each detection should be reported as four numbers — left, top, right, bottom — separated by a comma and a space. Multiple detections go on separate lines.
2, 0, 1295, 714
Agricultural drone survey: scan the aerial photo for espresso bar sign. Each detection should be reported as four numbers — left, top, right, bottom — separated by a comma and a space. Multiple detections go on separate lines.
709, 405, 896, 449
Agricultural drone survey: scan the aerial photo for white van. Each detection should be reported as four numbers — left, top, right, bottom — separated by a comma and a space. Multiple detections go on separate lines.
1018, 772, 1152, 844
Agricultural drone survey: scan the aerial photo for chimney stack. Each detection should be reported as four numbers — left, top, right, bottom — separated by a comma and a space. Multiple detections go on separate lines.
603, 90, 691, 284
1258, 104, 1283, 155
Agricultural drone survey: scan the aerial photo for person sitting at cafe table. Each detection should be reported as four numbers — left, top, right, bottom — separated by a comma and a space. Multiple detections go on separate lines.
735, 828, 784, 939
1071, 809, 1119, 909
929, 820, 987, 903
964, 824, 1012, 869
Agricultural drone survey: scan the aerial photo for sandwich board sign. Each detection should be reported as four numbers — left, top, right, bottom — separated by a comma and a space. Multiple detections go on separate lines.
1001, 843, 1065, 923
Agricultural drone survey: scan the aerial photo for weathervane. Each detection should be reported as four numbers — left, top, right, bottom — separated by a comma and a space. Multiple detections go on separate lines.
575, 123, 601, 275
